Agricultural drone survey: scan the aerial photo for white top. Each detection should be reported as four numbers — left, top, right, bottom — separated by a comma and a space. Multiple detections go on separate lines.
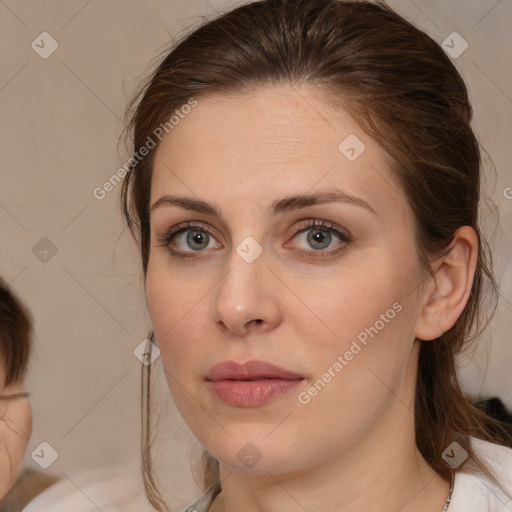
448, 437, 512, 511
22, 437, 512, 512
22, 465, 153, 512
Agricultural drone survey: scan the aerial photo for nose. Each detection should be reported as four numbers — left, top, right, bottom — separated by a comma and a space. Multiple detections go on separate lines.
211, 248, 283, 337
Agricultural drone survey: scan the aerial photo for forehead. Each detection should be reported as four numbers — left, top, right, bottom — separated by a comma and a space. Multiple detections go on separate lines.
155, 85, 364, 162
151, 85, 408, 219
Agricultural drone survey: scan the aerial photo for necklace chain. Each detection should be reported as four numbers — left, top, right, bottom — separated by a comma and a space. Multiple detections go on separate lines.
441, 472, 455, 511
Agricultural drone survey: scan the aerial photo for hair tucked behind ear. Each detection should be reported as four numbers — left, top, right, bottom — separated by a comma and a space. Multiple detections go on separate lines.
121, 1, 512, 509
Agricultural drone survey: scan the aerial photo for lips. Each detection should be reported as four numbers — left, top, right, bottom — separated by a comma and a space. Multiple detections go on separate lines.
206, 359, 304, 381
206, 360, 305, 407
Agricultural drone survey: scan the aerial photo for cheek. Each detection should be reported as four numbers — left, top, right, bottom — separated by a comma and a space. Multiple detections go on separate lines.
0, 403, 32, 498
293, 260, 409, 353
289, 253, 420, 416
146, 265, 209, 375
11, 402, 32, 454
294, 266, 419, 417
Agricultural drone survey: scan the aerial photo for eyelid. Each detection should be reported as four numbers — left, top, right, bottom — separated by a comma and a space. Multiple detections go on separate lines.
156, 221, 215, 246
156, 221, 221, 257
289, 219, 351, 241
157, 218, 352, 259
283, 219, 351, 258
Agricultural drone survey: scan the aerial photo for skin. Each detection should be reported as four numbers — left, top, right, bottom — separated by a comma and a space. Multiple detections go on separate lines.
0, 370, 32, 501
146, 84, 477, 511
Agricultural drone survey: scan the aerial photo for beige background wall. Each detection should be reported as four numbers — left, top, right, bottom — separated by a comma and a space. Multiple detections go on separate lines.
1, 0, 511, 509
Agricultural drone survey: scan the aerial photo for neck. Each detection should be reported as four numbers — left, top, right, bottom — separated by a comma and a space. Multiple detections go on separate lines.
213, 447, 449, 511
212, 435, 449, 512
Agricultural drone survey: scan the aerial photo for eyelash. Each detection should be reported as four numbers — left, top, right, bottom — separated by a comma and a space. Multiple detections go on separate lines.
156, 219, 352, 260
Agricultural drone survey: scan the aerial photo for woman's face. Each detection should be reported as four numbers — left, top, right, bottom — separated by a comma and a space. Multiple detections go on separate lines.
0, 375, 32, 500
146, 85, 430, 474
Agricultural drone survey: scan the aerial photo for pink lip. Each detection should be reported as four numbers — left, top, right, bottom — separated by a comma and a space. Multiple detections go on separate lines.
206, 360, 305, 407
207, 360, 304, 381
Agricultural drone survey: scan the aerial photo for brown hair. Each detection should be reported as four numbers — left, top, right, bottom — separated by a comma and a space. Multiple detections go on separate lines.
120, 0, 512, 509
0, 279, 32, 387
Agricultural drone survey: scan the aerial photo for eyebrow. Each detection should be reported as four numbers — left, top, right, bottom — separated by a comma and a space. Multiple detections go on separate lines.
150, 188, 377, 217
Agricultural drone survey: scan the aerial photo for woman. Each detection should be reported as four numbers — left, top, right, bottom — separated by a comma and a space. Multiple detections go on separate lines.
120, 1, 512, 510
0, 279, 33, 501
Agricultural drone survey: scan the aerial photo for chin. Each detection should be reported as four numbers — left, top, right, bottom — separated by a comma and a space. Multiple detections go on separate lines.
206, 433, 312, 475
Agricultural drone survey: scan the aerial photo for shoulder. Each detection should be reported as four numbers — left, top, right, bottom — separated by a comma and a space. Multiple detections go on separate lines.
470, 436, 512, 480
449, 437, 512, 512
22, 466, 152, 512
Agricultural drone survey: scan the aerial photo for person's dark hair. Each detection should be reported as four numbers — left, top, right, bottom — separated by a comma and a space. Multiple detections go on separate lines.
0, 279, 32, 387
120, 0, 512, 509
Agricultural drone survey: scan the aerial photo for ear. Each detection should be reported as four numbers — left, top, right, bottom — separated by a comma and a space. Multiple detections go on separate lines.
414, 226, 478, 341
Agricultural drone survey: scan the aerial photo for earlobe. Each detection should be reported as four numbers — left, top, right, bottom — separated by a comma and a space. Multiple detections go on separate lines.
414, 226, 478, 341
